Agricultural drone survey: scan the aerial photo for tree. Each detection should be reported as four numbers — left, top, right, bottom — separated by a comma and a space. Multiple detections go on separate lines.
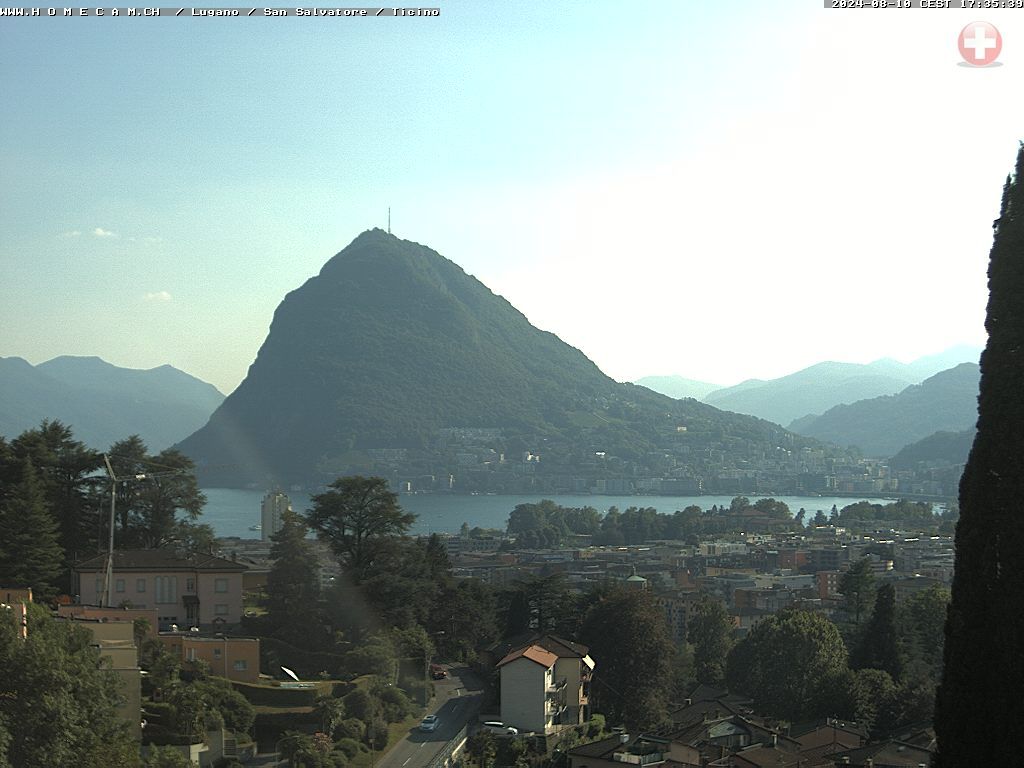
0, 459, 64, 600
900, 584, 949, 676
306, 477, 416, 584
266, 509, 321, 634
467, 731, 496, 768
7, 421, 103, 580
838, 557, 875, 624
726, 608, 848, 722
142, 745, 197, 767
580, 587, 674, 730
853, 583, 902, 681
936, 144, 1024, 767
812, 509, 828, 526
0, 604, 140, 767
687, 598, 733, 686
106, 437, 209, 550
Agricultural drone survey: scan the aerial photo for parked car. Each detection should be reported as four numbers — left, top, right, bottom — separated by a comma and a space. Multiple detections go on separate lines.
481, 721, 518, 736
430, 664, 447, 680
420, 714, 440, 732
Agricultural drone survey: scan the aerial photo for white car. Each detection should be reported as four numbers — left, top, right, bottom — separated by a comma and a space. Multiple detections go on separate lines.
481, 721, 519, 736
419, 715, 440, 732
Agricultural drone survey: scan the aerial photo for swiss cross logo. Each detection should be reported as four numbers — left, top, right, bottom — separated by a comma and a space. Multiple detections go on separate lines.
958, 22, 1001, 67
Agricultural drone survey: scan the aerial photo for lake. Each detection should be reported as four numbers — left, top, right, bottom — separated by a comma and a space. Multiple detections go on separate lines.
202, 488, 896, 539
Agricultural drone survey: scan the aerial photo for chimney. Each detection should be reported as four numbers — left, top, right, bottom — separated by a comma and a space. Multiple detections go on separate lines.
770, 733, 777, 747
619, 733, 629, 744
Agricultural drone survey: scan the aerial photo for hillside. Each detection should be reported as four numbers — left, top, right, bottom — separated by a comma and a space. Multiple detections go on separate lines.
0, 356, 224, 451
698, 347, 981, 426
178, 230, 833, 489
789, 363, 980, 457
702, 361, 919, 426
634, 375, 721, 401
889, 429, 976, 470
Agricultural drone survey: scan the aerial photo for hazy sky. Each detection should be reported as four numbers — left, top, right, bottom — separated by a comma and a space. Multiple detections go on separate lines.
1, 1, 1021, 395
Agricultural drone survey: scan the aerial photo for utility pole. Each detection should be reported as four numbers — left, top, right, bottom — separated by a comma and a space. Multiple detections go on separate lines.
100, 455, 185, 607
387, 207, 391, 235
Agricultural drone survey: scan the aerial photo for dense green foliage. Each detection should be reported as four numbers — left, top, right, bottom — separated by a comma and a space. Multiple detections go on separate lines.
0, 604, 140, 767
266, 508, 322, 640
838, 557, 875, 624
0, 460, 64, 600
178, 229, 838, 487
687, 598, 733, 686
106, 436, 211, 551
936, 144, 1024, 766
307, 476, 416, 584
580, 587, 674, 730
852, 584, 902, 680
726, 608, 849, 722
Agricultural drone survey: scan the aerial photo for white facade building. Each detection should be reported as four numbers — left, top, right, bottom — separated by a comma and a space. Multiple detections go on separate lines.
261, 491, 292, 541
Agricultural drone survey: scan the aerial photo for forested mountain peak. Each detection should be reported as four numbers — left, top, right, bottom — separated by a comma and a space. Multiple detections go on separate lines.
177, 230, 838, 488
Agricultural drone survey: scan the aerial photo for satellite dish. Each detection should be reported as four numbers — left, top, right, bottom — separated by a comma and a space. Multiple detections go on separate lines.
281, 666, 300, 682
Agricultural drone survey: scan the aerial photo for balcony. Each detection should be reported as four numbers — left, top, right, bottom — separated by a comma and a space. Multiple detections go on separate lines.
611, 752, 664, 766
546, 677, 567, 693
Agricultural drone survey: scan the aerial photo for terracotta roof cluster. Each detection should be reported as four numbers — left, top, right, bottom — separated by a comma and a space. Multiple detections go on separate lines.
496, 634, 591, 668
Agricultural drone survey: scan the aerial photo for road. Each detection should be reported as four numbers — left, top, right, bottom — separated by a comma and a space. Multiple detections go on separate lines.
249, 664, 484, 768
375, 664, 484, 768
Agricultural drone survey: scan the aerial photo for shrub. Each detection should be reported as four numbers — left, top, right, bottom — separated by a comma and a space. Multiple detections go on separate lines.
335, 738, 362, 759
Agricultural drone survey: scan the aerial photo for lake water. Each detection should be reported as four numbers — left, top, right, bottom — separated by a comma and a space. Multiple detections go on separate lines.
202, 488, 895, 539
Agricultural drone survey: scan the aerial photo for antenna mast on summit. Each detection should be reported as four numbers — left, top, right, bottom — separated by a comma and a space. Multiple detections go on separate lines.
388, 207, 391, 235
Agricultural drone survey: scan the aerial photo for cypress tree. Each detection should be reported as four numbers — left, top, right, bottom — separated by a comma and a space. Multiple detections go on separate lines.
853, 583, 902, 681
935, 143, 1024, 765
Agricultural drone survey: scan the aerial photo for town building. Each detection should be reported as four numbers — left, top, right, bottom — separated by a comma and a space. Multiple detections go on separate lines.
73, 549, 248, 630
497, 635, 594, 734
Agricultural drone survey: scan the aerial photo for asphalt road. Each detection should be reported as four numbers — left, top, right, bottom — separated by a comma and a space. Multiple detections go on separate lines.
249, 664, 484, 767
375, 664, 485, 768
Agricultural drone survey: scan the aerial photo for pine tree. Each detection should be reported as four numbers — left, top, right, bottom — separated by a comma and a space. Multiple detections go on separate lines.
266, 509, 321, 632
853, 583, 902, 681
935, 143, 1024, 766
0, 460, 64, 600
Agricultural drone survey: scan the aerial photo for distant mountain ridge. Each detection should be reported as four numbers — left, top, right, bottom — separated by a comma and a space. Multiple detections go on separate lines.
0, 355, 224, 451
636, 345, 981, 427
178, 229, 836, 488
789, 363, 981, 457
634, 375, 721, 401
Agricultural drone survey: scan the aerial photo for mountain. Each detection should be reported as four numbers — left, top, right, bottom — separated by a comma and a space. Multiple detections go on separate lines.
178, 229, 833, 489
0, 356, 224, 451
888, 428, 976, 470
634, 375, 721, 401
699, 346, 982, 425
702, 361, 919, 426
789, 363, 981, 457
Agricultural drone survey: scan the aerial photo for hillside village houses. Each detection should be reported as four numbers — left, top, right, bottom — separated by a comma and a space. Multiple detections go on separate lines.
441, 522, 953, 640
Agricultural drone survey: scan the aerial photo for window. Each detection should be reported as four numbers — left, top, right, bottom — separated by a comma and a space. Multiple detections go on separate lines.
136, 578, 146, 593
213, 648, 222, 659
214, 578, 228, 593
186, 578, 195, 592
155, 576, 177, 604
186, 648, 197, 661
94, 578, 103, 596
233, 660, 248, 671
116, 579, 125, 593
214, 604, 229, 616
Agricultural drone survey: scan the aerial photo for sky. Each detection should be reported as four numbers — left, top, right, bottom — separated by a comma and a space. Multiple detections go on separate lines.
1, 1, 1021, 395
